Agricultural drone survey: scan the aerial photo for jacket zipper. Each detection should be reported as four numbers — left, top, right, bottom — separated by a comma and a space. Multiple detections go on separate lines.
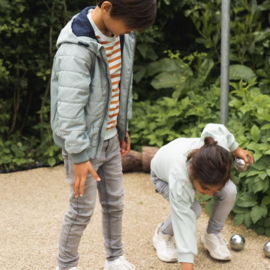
95, 49, 112, 158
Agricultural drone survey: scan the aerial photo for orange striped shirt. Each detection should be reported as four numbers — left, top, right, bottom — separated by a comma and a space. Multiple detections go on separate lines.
95, 34, 121, 131
88, 9, 122, 136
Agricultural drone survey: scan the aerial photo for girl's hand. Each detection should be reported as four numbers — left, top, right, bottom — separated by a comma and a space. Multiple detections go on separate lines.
232, 147, 254, 165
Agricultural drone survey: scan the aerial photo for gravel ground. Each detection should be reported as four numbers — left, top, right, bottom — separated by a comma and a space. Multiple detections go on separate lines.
1, 165, 270, 270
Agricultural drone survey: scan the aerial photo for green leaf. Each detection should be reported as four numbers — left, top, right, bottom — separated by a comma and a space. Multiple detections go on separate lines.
259, 173, 268, 180
251, 205, 266, 223
196, 59, 214, 86
247, 142, 259, 152
258, 143, 270, 151
198, 194, 212, 202
147, 58, 183, 76
137, 44, 148, 59
133, 66, 146, 83
48, 157, 56, 167
261, 123, 270, 130
234, 213, 245, 226
245, 212, 251, 227
262, 196, 270, 206
151, 72, 181, 89
253, 177, 266, 193
247, 169, 260, 177
264, 218, 270, 227
233, 206, 251, 214
256, 226, 265, 235
254, 153, 262, 162
251, 124, 261, 143
237, 193, 258, 207
229, 65, 257, 81
265, 228, 270, 237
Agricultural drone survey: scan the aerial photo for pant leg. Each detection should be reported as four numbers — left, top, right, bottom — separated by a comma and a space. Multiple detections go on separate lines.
207, 180, 237, 235
97, 135, 124, 261
151, 171, 201, 236
57, 149, 105, 270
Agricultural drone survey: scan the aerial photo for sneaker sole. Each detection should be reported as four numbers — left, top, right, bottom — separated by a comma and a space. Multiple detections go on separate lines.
152, 236, 178, 263
201, 235, 231, 261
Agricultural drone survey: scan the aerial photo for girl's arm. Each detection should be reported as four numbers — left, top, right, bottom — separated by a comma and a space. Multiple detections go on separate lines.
169, 175, 197, 265
201, 124, 253, 164
201, 123, 238, 152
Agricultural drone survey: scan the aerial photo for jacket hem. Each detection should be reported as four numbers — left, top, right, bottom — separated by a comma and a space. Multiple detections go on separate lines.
71, 149, 89, 164
177, 253, 194, 264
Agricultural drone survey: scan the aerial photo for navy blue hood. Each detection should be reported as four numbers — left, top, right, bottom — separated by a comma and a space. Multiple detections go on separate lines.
72, 6, 124, 50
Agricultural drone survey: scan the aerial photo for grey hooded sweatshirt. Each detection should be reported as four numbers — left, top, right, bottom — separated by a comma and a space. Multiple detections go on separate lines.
50, 7, 135, 163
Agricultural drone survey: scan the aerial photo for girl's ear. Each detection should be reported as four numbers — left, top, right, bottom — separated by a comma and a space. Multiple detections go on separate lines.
101, 1, 113, 14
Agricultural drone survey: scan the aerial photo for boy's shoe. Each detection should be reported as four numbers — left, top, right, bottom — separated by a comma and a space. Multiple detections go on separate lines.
201, 230, 231, 260
56, 267, 77, 270
104, 256, 135, 270
152, 224, 177, 262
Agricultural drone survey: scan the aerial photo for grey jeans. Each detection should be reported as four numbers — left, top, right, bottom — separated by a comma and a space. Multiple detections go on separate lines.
58, 135, 124, 270
151, 171, 237, 236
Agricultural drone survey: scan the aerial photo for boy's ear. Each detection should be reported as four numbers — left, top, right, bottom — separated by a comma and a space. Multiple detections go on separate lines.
101, 1, 113, 14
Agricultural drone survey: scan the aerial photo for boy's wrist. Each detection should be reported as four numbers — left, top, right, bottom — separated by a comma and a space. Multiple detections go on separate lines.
71, 149, 89, 164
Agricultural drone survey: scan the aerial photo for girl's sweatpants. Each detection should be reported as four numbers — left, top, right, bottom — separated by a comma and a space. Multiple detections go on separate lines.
151, 171, 237, 236
58, 135, 124, 270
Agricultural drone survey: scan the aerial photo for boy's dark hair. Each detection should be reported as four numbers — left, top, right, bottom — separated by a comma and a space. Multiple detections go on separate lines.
96, 0, 157, 31
187, 136, 232, 188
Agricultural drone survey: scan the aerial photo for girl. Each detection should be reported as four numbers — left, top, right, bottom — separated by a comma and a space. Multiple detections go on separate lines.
150, 124, 253, 270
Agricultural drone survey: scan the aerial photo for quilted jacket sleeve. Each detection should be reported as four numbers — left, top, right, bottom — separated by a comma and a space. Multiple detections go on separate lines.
54, 43, 93, 163
201, 123, 238, 152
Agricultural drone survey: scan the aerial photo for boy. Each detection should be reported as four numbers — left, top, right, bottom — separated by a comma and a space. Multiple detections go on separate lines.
50, 1, 156, 269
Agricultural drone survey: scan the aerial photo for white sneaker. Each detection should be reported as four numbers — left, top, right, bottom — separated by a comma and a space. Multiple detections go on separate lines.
56, 267, 77, 270
104, 256, 135, 270
152, 224, 177, 262
201, 231, 231, 260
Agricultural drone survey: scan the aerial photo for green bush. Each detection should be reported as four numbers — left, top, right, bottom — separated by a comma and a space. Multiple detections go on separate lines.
0, 0, 95, 171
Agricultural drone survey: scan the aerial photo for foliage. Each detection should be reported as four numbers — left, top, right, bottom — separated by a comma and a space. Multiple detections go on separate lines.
0, 0, 95, 171
183, 0, 270, 92
130, 52, 219, 149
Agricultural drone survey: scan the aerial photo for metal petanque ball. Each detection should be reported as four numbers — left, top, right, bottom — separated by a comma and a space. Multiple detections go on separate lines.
234, 158, 250, 172
263, 242, 270, 258
230, 234, 246, 251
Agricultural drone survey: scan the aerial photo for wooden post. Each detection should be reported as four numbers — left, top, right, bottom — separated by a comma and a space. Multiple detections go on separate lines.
121, 150, 142, 172
142, 146, 159, 172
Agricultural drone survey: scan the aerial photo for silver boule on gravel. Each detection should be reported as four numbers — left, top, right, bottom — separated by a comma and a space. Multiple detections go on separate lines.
234, 158, 250, 172
263, 242, 270, 258
230, 234, 246, 251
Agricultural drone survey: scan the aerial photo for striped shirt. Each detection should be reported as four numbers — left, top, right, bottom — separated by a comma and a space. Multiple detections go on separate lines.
88, 9, 121, 140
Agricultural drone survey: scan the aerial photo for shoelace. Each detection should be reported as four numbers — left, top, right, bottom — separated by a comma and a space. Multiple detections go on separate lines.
165, 237, 175, 248
121, 260, 135, 270
217, 233, 228, 246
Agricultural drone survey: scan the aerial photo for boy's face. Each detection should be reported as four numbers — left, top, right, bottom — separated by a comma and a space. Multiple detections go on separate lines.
100, 1, 134, 36
104, 16, 133, 36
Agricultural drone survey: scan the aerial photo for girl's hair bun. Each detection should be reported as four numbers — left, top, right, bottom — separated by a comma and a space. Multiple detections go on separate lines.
204, 136, 217, 146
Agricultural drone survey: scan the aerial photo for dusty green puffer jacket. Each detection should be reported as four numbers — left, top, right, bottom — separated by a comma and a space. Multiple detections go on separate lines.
50, 7, 136, 163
